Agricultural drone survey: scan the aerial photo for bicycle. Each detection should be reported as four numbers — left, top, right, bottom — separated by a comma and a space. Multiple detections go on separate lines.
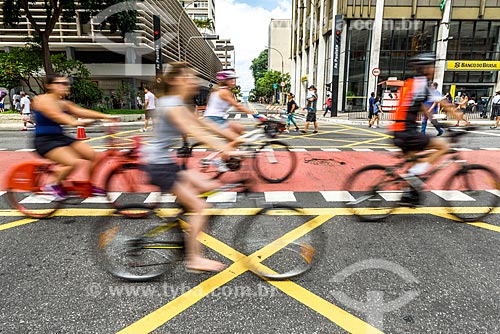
5, 123, 150, 218
93, 166, 326, 282
182, 114, 297, 183
345, 126, 500, 222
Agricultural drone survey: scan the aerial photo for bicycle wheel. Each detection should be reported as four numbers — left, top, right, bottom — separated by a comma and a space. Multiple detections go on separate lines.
253, 141, 297, 183
6, 161, 62, 218
345, 165, 401, 222
93, 205, 184, 282
105, 162, 161, 213
234, 205, 326, 280
442, 164, 500, 222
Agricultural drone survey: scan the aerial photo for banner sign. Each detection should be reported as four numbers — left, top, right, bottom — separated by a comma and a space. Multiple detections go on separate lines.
447, 60, 500, 71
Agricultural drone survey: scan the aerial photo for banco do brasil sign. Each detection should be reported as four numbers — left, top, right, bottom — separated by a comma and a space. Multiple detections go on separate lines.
447, 60, 500, 71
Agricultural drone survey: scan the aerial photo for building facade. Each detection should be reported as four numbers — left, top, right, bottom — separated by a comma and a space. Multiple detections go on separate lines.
292, 0, 500, 113
268, 19, 293, 75
0, 0, 222, 104
214, 39, 235, 69
182, 0, 216, 31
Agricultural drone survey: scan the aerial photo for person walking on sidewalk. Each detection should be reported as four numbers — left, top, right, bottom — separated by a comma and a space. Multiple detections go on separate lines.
285, 93, 299, 133
367, 92, 375, 127
323, 93, 332, 117
490, 91, 500, 129
142, 86, 156, 132
369, 97, 383, 128
421, 82, 444, 136
20, 91, 35, 131
454, 93, 471, 126
301, 85, 318, 134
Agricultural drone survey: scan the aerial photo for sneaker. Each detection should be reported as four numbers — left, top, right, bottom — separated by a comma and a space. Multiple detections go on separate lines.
212, 158, 229, 173
283, 129, 290, 133
313, 130, 318, 133
141, 128, 147, 132
42, 184, 67, 201
300, 130, 307, 134
437, 130, 444, 136
295, 127, 299, 132
91, 186, 106, 196
490, 126, 498, 129
399, 188, 420, 207
22, 127, 27, 131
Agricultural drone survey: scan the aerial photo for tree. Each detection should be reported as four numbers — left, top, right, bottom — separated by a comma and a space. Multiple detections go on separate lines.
250, 49, 268, 85
193, 18, 215, 33
2, 0, 138, 75
253, 70, 291, 101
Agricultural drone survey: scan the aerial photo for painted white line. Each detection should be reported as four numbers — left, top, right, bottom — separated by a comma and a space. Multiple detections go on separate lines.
377, 191, 403, 202
431, 190, 475, 201
471, 131, 500, 137
207, 192, 237, 203
480, 148, 500, 150
352, 148, 373, 152
234, 114, 241, 120
0, 191, 5, 196
247, 114, 254, 118
264, 191, 297, 202
290, 148, 307, 152
144, 192, 176, 203
321, 148, 341, 152
192, 148, 207, 152
95, 149, 108, 152
16, 149, 36, 152
20, 194, 55, 204
454, 148, 472, 151
486, 189, 500, 197
320, 191, 355, 202
82, 192, 121, 203
0, 148, 7, 151
385, 148, 401, 152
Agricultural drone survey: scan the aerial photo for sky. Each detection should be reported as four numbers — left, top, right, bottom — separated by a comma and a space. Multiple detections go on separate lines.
215, 0, 292, 96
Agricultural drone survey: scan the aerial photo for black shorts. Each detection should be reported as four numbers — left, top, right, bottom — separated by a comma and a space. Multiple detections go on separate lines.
392, 132, 431, 154
368, 110, 374, 119
306, 112, 317, 122
144, 163, 180, 192
34, 134, 76, 157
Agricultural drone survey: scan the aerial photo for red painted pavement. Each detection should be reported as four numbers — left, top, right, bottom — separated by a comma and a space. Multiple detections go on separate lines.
1, 150, 499, 192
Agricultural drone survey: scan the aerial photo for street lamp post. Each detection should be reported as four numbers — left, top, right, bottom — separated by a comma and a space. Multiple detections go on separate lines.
266, 46, 284, 104
177, 0, 196, 61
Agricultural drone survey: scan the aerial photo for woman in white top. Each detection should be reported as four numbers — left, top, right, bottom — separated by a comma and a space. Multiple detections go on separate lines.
204, 70, 254, 135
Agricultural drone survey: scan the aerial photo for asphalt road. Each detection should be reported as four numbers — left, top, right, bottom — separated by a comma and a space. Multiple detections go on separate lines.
1, 104, 500, 333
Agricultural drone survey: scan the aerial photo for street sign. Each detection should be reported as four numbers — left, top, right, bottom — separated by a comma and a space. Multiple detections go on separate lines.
273, 83, 278, 89
372, 68, 381, 76
280, 81, 286, 87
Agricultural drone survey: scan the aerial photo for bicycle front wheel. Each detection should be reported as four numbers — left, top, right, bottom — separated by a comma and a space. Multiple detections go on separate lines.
234, 205, 326, 280
254, 141, 297, 183
93, 205, 184, 282
105, 163, 161, 213
345, 165, 401, 222
442, 164, 500, 222
7, 162, 62, 218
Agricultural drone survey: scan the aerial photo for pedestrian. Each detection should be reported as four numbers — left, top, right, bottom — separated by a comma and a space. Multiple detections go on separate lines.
323, 93, 332, 117
369, 97, 383, 128
301, 85, 318, 134
142, 86, 156, 132
110, 91, 121, 109
136, 92, 143, 110
285, 93, 299, 133
0, 91, 5, 112
490, 91, 500, 129
367, 92, 375, 127
20, 91, 35, 131
421, 82, 444, 136
454, 93, 471, 126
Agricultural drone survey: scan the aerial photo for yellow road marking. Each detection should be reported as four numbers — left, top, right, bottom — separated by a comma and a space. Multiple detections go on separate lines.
83, 128, 140, 144
120, 214, 382, 334
0, 218, 39, 231
431, 212, 500, 233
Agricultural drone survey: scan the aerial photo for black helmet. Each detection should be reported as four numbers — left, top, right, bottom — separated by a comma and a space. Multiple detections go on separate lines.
408, 52, 436, 66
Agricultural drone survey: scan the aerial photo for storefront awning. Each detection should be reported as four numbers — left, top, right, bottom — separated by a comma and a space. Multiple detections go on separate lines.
378, 80, 405, 87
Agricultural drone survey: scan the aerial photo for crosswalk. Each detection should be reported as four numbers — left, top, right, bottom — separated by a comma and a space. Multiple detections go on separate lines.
1, 190, 498, 206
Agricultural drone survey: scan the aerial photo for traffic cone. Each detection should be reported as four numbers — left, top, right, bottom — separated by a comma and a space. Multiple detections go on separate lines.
76, 118, 87, 140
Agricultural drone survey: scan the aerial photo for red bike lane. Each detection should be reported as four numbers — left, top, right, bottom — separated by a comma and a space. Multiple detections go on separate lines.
1, 150, 499, 192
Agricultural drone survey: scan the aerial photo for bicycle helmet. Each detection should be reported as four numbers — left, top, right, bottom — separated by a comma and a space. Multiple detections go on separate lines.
408, 52, 436, 66
216, 70, 238, 81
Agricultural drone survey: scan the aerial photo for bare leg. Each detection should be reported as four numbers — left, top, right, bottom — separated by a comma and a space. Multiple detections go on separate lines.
44, 146, 84, 184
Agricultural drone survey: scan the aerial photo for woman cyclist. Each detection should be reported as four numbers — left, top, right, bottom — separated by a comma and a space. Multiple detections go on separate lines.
143, 62, 241, 273
203, 70, 254, 135
32, 74, 118, 200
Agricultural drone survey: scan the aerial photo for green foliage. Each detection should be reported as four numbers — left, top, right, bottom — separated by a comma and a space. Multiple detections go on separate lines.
0, 45, 43, 94
71, 79, 103, 108
193, 18, 215, 32
2, 0, 138, 72
250, 49, 268, 84
253, 70, 291, 99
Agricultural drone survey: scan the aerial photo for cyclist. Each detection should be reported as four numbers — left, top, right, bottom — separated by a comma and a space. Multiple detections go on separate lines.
203, 70, 254, 135
390, 53, 455, 203
32, 74, 118, 201
143, 62, 242, 273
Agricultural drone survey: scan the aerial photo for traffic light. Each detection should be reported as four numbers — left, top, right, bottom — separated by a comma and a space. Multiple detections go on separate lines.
334, 28, 341, 46
153, 15, 161, 41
